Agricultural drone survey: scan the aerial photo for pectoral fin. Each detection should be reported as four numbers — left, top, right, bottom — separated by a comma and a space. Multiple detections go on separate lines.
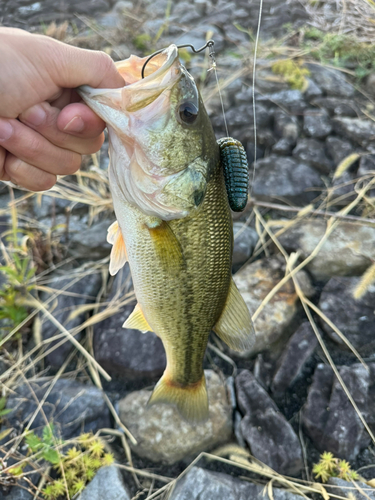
123, 303, 153, 332
213, 278, 256, 352
107, 221, 128, 276
146, 220, 185, 273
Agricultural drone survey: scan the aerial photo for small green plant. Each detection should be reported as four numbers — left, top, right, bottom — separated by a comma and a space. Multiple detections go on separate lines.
24, 425, 114, 499
272, 59, 310, 90
0, 196, 36, 337
313, 452, 360, 483
0, 397, 11, 423
133, 33, 151, 52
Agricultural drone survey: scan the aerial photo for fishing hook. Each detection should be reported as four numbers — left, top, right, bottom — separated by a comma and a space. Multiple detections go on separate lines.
141, 39, 215, 79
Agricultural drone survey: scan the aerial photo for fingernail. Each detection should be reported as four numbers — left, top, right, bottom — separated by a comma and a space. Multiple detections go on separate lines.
0, 119, 13, 142
63, 116, 85, 133
21, 104, 46, 126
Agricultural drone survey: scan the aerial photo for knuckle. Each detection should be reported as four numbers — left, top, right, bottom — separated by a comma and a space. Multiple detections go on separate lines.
63, 152, 81, 175
39, 174, 56, 191
26, 134, 44, 161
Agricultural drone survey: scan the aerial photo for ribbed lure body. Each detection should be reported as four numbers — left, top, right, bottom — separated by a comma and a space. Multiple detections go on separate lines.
218, 137, 249, 212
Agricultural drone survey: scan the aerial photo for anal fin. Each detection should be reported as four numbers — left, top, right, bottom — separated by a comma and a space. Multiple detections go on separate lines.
107, 221, 128, 276
123, 303, 153, 333
213, 278, 256, 352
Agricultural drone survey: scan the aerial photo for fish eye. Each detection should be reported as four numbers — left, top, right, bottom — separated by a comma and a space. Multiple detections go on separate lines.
178, 102, 198, 124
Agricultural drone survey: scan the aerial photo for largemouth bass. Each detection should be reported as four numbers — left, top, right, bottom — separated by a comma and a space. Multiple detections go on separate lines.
79, 45, 255, 423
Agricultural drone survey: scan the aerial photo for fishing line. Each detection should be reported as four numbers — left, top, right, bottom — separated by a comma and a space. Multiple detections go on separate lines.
250, 0, 264, 199
207, 43, 230, 138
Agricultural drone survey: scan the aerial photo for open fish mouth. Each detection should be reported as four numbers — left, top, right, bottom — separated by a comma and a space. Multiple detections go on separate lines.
78, 45, 209, 221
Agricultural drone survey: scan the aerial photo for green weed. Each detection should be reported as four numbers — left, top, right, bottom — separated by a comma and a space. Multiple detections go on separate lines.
272, 59, 310, 90
312, 452, 360, 483
23, 425, 114, 499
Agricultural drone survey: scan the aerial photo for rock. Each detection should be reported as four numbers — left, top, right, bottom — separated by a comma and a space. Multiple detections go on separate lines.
366, 73, 375, 98
77, 466, 130, 500
333, 117, 375, 149
251, 155, 324, 204
171, 1, 201, 23
33, 193, 77, 218
325, 136, 356, 165
277, 219, 375, 280
4, 379, 111, 440
271, 322, 318, 393
273, 109, 299, 142
172, 25, 224, 53
331, 170, 356, 200
253, 354, 274, 390
327, 477, 375, 500
319, 277, 375, 355
272, 137, 295, 155
169, 466, 304, 499
307, 64, 355, 97
292, 138, 333, 174
232, 222, 259, 267
68, 218, 115, 259
0, 487, 33, 500
94, 266, 166, 379
358, 154, 375, 176
304, 78, 323, 99
302, 363, 370, 461
258, 89, 307, 114
303, 108, 332, 139
211, 103, 270, 130
311, 96, 359, 117
235, 370, 303, 476
39, 267, 103, 369
119, 370, 232, 464
233, 255, 314, 356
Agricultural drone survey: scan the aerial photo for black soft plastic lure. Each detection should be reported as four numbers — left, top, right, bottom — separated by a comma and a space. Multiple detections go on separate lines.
218, 137, 249, 212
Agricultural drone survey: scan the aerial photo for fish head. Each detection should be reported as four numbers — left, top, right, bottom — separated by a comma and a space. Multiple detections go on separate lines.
78, 45, 218, 220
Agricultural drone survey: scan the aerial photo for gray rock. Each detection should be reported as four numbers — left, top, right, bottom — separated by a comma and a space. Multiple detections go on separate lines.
319, 277, 375, 355
277, 220, 375, 280
236, 370, 303, 476
333, 117, 375, 148
303, 108, 332, 139
302, 363, 371, 461
311, 96, 359, 117
173, 25, 224, 52
325, 136, 356, 165
292, 138, 333, 174
68, 218, 115, 259
232, 222, 259, 267
272, 137, 295, 155
273, 109, 299, 142
307, 64, 355, 97
327, 478, 375, 500
0, 487, 33, 500
39, 267, 103, 368
119, 370, 232, 464
77, 466, 130, 500
253, 354, 274, 390
304, 78, 323, 99
331, 170, 356, 200
169, 466, 304, 500
4, 379, 111, 440
358, 154, 375, 176
251, 155, 324, 204
258, 89, 307, 114
211, 103, 270, 130
33, 194, 78, 218
233, 255, 314, 356
271, 322, 318, 393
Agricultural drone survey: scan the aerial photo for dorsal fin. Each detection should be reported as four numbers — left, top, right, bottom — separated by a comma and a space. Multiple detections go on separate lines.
123, 303, 153, 333
213, 278, 255, 351
107, 221, 128, 276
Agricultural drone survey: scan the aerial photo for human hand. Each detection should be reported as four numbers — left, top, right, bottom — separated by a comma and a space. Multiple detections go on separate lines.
0, 28, 124, 191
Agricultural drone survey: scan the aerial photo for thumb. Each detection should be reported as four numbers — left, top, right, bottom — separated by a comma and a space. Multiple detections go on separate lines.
53, 42, 125, 89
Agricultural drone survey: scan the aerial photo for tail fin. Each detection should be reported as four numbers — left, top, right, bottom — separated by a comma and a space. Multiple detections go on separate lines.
148, 373, 208, 424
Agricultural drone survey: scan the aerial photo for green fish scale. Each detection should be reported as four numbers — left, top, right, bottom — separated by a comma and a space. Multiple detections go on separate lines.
218, 137, 249, 212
